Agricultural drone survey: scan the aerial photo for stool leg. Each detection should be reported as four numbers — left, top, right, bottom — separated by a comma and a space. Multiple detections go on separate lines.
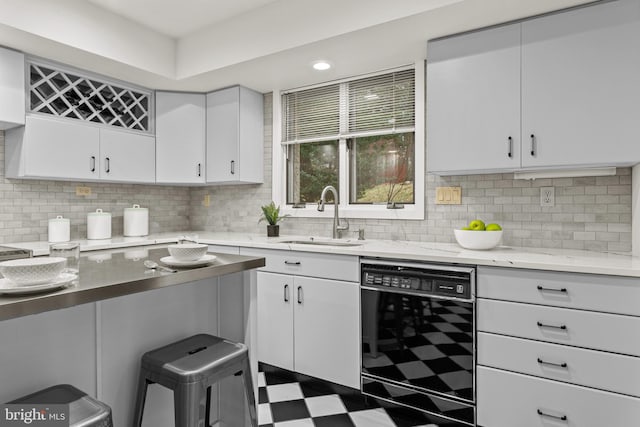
174, 382, 207, 427
240, 358, 258, 427
132, 372, 150, 427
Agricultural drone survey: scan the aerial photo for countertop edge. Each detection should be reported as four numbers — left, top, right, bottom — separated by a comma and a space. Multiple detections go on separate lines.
8, 232, 640, 278
0, 255, 265, 321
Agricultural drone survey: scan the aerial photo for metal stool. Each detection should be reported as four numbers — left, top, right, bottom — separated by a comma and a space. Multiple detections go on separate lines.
133, 333, 258, 427
9, 384, 113, 427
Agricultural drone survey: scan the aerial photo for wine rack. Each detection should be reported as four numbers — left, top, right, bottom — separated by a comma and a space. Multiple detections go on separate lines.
28, 60, 152, 133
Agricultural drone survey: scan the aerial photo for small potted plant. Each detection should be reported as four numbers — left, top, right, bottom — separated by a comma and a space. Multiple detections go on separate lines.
259, 201, 289, 237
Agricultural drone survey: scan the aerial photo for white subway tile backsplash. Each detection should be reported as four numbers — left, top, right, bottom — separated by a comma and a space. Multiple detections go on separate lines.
1, 92, 629, 252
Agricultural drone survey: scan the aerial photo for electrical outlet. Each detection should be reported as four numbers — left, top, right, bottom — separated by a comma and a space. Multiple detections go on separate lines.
76, 186, 91, 196
540, 186, 555, 207
202, 194, 211, 207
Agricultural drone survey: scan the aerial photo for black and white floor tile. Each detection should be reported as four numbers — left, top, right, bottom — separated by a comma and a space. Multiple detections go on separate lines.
257, 363, 452, 427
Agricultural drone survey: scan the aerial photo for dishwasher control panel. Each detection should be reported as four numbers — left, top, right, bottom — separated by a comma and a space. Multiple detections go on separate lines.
361, 261, 474, 300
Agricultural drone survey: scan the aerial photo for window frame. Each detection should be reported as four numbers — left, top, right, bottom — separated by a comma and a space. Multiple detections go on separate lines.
272, 62, 425, 220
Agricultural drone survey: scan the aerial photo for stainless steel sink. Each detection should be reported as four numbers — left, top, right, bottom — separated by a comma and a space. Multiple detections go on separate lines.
278, 239, 363, 247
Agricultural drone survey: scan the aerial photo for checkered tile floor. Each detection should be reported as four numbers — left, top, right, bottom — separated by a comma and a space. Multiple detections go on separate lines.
257, 364, 457, 427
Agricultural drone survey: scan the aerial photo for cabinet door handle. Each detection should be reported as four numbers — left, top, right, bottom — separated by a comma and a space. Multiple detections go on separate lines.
297, 286, 303, 304
530, 134, 536, 156
284, 284, 289, 302
537, 409, 567, 421
284, 261, 301, 265
537, 285, 568, 293
197, 163, 202, 177
90, 156, 96, 172
230, 160, 235, 175
537, 321, 567, 331
105, 157, 110, 173
537, 358, 568, 368
507, 136, 513, 158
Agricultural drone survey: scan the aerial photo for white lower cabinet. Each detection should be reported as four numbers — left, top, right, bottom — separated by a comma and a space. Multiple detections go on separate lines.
478, 367, 640, 427
256, 271, 360, 388
244, 247, 360, 389
479, 332, 640, 398
257, 271, 294, 371
477, 267, 640, 426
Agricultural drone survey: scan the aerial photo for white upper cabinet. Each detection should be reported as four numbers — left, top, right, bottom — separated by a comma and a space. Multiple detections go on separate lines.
206, 86, 263, 184
521, 0, 640, 168
6, 115, 155, 183
99, 128, 155, 183
155, 92, 206, 184
6, 116, 99, 180
0, 47, 25, 130
426, 0, 640, 175
427, 24, 521, 174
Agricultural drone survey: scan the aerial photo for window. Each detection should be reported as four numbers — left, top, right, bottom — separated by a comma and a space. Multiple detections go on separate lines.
274, 64, 425, 219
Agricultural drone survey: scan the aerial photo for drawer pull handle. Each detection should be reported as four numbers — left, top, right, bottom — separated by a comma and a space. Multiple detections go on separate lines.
537, 409, 567, 421
284, 284, 290, 302
284, 261, 301, 265
297, 286, 303, 304
537, 358, 568, 368
537, 321, 567, 330
537, 285, 568, 293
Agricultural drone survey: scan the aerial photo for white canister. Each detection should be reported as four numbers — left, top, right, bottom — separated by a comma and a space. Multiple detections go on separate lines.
123, 204, 149, 237
87, 209, 112, 240
48, 215, 70, 243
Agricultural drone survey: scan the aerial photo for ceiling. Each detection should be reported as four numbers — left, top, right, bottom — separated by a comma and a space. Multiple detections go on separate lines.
0, 0, 598, 93
85, 0, 281, 38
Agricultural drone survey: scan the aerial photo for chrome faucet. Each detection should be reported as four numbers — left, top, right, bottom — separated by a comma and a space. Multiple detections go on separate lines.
317, 185, 349, 239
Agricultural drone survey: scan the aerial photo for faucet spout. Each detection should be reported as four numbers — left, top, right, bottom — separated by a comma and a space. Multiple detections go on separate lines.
318, 186, 349, 239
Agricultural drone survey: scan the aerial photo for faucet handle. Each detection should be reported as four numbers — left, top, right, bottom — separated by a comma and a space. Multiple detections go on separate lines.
337, 217, 349, 231
355, 228, 365, 240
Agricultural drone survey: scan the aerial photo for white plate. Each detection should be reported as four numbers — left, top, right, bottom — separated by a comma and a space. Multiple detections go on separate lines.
160, 254, 217, 268
0, 273, 77, 295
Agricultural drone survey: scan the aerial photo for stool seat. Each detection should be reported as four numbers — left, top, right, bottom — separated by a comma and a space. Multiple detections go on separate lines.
133, 333, 258, 427
9, 384, 113, 427
142, 334, 247, 385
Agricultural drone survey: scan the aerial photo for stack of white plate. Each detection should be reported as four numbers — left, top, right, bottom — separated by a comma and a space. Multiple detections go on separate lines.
0, 257, 76, 294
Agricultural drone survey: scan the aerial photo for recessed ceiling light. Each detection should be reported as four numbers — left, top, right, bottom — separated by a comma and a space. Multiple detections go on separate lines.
312, 61, 332, 71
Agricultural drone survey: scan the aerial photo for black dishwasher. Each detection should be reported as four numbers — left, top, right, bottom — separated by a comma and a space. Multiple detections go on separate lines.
361, 258, 476, 426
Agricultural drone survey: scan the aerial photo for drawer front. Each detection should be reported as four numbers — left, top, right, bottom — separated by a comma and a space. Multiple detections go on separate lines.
478, 299, 640, 356
478, 266, 640, 316
477, 366, 640, 427
239, 247, 359, 282
478, 332, 640, 397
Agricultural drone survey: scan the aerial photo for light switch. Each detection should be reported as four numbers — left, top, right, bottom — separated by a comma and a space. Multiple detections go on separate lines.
76, 186, 91, 196
435, 187, 461, 205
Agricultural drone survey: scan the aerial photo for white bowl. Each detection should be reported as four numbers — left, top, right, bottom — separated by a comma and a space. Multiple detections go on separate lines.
168, 243, 208, 261
454, 229, 503, 250
0, 257, 66, 285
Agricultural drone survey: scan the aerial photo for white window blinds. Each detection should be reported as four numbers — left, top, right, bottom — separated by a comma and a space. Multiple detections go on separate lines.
282, 83, 340, 144
347, 69, 415, 136
281, 68, 414, 144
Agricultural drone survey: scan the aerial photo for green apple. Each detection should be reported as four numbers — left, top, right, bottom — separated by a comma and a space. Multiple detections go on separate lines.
486, 223, 502, 231
468, 219, 485, 231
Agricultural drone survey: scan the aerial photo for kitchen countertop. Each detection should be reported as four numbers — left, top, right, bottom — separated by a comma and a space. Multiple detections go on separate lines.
9, 231, 640, 277
0, 244, 265, 321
